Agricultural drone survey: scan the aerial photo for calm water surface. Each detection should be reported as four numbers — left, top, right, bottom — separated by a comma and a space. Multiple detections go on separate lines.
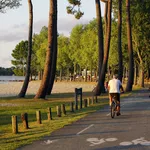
0, 76, 25, 83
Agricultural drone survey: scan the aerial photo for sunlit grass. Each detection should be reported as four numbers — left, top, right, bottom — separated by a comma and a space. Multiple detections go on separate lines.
0, 91, 109, 150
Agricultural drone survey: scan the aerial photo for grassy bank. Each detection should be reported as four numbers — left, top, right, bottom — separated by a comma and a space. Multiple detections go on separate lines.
0, 91, 109, 150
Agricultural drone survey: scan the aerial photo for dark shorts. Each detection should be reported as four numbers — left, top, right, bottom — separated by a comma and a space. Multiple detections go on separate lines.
109, 93, 120, 102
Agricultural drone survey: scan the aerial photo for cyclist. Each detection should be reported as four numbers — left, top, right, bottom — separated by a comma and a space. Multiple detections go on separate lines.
108, 74, 124, 116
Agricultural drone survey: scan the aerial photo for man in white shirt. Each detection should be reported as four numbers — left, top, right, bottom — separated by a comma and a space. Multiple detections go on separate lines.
108, 74, 124, 116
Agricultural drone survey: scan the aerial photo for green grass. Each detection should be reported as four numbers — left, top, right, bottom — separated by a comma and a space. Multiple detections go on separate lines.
0, 87, 139, 150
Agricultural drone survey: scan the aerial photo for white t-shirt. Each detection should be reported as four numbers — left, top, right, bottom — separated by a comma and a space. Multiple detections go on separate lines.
108, 78, 122, 93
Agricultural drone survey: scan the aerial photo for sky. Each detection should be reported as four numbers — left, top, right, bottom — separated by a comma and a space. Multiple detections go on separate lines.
0, 0, 105, 68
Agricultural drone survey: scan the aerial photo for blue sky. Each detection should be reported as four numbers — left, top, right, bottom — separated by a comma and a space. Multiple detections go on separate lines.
0, 0, 105, 68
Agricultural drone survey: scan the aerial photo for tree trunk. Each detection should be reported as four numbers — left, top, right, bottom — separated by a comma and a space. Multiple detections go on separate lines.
30, 73, 33, 81
84, 68, 87, 82
94, 0, 112, 95
94, 70, 97, 81
104, 1, 108, 41
38, 71, 42, 80
95, 0, 104, 76
34, 0, 55, 99
125, 0, 134, 92
134, 62, 138, 85
102, 0, 108, 78
90, 65, 92, 82
74, 63, 76, 75
148, 67, 150, 80
139, 64, 144, 87
122, 67, 125, 84
125, 67, 128, 79
107, 66, 111, 81
60, 68, 62, 81
47, 0, 57, 95
18, 0, 33, 98
118, 0, 123, 82
94, 0, 106, 95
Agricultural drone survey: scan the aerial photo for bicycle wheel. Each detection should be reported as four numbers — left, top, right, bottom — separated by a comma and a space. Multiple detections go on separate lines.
111, 102, 116, 118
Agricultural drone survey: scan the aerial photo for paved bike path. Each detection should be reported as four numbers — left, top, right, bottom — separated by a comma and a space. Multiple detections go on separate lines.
19, 88, 150, 150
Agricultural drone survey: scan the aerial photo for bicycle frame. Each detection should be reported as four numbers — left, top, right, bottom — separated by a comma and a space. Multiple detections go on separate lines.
110, 96, 118, 118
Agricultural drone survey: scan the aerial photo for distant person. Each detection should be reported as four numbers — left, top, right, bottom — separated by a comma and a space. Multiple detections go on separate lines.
108, 75, 124, 116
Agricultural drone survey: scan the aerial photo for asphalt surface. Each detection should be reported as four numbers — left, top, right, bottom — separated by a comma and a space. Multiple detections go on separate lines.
19, 88, 150, 150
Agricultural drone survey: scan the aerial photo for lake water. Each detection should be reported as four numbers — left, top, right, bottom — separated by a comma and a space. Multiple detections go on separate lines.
0, 76, 25, 83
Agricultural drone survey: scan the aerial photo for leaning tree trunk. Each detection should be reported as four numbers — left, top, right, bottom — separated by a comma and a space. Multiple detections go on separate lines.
104, 2, 108, 36
139, 63, 144, 87
47, 0, 57, 95
101, 0, 108, 58
18, 0, 33, 98
95, 0, 104, 77
94, 0, 112, 96
34, 0, 55, 99
118, 0, 123, 82
125, 0, 134, 92
94, 0, 105, 95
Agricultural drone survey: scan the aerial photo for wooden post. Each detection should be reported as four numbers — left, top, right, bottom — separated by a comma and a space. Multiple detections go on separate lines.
75, 88, 78, 110
91, 98, 94, 105
12, 115, 18, 134
79, 88, 82, 109
95, 96, 98, 103
36, 110, 42, 124
47, 107, 52, 120
70, 102, 74, 112
84, 99, 87, 108
56, 106, 61, 117
21, 113, 29, 129
61, 104, 66, 115
87, 98, 91, 106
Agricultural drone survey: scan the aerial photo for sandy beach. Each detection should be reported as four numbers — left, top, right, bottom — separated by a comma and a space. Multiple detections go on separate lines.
0, 81, 96, 97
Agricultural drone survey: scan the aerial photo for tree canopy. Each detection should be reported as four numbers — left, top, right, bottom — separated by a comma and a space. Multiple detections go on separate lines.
11, 40, 28, 75
0, 0, 21, 13
9, 0, 150, 89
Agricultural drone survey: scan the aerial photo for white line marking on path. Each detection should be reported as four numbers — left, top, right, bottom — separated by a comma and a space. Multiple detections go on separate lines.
87, 137, 118, 146
77, 124, 94, 135
43, 139, 58, 145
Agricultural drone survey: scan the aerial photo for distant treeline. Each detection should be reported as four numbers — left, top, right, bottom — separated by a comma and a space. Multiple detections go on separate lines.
0, 67, 14, 75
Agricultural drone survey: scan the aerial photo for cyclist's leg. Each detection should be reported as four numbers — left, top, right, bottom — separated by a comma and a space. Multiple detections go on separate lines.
109, 93, 113, 106
116, 93, 121, 115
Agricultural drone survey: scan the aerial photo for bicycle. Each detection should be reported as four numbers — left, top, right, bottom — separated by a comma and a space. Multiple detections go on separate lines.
110, 95, 119, 118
